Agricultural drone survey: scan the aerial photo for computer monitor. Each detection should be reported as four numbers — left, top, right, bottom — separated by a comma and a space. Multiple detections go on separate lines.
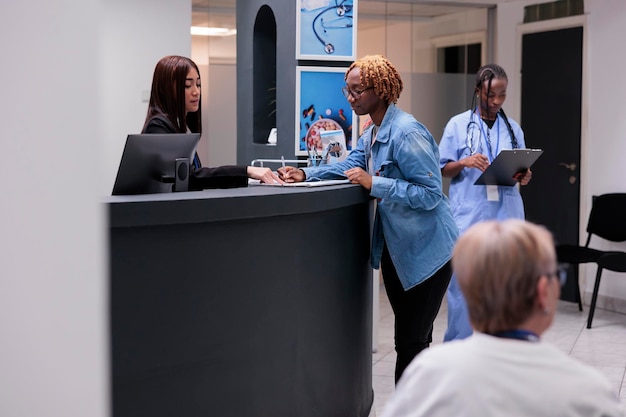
112, 133, 201, 195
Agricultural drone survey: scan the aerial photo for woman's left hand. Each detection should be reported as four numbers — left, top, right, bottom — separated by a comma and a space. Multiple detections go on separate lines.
345, 167, 372, 190
514, 168, 532, 185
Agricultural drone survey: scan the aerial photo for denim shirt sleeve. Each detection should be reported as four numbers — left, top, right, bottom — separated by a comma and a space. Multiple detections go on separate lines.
370, 123, 444, 211
301, 134, 368, 181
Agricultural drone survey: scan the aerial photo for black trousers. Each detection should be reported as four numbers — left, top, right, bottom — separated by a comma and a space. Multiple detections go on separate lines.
381, 244, 452, 383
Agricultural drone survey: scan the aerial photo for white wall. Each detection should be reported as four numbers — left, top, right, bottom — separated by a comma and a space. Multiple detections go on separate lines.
1, 1, 107, 416
357, 16, 413, 110
585, 0, 626, 197
205, 63, 238, 166
0, 0, 191, 416
192, 36, 238, 166
497, 0, 626, 312
101, 0, 192, 194
583, 0, 626, 311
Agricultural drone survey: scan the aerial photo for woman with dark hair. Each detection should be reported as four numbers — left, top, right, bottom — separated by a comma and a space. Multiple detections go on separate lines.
439, 63, 533, 341
143, 55, 281, 189
279, 55, 459, 383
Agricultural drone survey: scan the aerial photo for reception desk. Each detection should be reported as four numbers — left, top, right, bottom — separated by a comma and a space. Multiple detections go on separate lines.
106, 184, 374, 417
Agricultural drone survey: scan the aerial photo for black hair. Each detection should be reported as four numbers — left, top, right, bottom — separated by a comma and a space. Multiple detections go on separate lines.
471, 64, 518, 149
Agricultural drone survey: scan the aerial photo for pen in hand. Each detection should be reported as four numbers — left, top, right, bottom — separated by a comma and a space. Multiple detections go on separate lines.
280, 155, 287, 182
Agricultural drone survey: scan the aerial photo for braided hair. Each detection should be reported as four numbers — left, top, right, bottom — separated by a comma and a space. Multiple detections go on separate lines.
471, 64, 518, 149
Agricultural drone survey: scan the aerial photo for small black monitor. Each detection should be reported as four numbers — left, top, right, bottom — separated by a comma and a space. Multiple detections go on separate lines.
112, 133, 201, 195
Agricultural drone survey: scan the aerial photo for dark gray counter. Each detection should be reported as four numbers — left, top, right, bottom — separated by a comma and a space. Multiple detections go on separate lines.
107, 184, 374, 417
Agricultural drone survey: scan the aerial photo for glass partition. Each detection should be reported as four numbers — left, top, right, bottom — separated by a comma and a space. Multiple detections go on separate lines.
191, 0, 238, 166
356, 2, 490, 141
191, 0, 492, 177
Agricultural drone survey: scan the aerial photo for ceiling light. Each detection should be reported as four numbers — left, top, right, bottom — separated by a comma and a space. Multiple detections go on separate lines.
190, 26, 237, 37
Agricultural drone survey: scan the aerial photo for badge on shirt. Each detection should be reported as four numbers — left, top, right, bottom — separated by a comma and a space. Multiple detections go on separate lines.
487, 185, 499, 202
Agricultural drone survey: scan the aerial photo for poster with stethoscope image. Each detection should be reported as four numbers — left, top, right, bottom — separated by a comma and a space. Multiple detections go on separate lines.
296, 0, 357, 61
295, 66, 357, 157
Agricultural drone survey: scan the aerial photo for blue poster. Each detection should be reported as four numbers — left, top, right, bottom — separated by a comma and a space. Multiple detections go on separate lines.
297, 0, 356, 61
296, 67, 354, 155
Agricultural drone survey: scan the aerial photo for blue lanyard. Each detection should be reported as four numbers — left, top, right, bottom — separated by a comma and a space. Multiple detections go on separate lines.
478, 115, 500, 163
491, 329, 539, 342
193, 153, 201, 169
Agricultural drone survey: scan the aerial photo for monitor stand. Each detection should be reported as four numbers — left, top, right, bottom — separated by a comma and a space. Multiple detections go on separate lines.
159, 157, 190, 192
173, 158, 190, 192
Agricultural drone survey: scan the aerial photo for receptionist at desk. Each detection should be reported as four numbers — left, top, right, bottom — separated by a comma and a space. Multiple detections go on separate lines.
141, 55, 281, 190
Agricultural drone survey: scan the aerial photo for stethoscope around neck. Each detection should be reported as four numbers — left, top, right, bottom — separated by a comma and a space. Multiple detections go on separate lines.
312, 0, 353, 54
465, 111, 486, 156
465, 108, 518, 159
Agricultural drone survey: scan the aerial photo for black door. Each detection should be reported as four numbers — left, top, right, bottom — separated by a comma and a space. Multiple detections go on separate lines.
520, 26, 583, 302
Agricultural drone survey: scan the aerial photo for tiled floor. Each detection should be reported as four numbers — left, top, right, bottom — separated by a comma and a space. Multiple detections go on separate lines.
371, 284, 626, 416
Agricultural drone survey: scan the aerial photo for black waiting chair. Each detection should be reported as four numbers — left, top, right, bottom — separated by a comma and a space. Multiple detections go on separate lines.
555, 193, 626, 319
587, 251, 626, 328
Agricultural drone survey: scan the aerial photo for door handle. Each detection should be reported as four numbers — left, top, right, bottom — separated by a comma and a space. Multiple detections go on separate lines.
559, 162, 577, 171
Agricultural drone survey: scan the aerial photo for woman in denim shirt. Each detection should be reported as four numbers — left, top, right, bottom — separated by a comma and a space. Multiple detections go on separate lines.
279, 55, 459, 382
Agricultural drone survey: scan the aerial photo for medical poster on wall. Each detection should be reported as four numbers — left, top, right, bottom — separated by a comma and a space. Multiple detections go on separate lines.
296, 0, 357, 61
295, 66, 356, 157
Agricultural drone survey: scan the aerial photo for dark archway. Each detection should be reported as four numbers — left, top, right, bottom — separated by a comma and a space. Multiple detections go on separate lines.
253, 5, 277, 144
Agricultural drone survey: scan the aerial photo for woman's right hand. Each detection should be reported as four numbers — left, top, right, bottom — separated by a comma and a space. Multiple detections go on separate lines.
247, 166, 283, 184
277, 166, 305, 183
460, 153, 490, 172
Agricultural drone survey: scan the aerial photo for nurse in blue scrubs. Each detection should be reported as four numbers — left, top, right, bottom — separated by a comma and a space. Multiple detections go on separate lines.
438, 64, 533, 341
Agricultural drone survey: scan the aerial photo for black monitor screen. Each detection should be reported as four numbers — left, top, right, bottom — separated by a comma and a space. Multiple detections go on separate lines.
112, 133, 200, 195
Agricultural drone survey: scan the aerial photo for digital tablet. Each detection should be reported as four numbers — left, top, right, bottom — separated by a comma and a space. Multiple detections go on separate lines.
474, 149, 543, 186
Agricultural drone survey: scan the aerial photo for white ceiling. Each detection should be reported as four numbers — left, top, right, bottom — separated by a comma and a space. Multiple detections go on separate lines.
191, 0, 501, 29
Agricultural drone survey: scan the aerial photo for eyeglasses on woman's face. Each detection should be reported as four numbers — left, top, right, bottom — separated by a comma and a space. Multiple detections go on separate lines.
341, 86, 373, 99
547, 265, 568, 287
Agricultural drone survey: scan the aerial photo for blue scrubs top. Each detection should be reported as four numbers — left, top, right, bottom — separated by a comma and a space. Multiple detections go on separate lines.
439, 109, 527, 342
439, 109, 527, 234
